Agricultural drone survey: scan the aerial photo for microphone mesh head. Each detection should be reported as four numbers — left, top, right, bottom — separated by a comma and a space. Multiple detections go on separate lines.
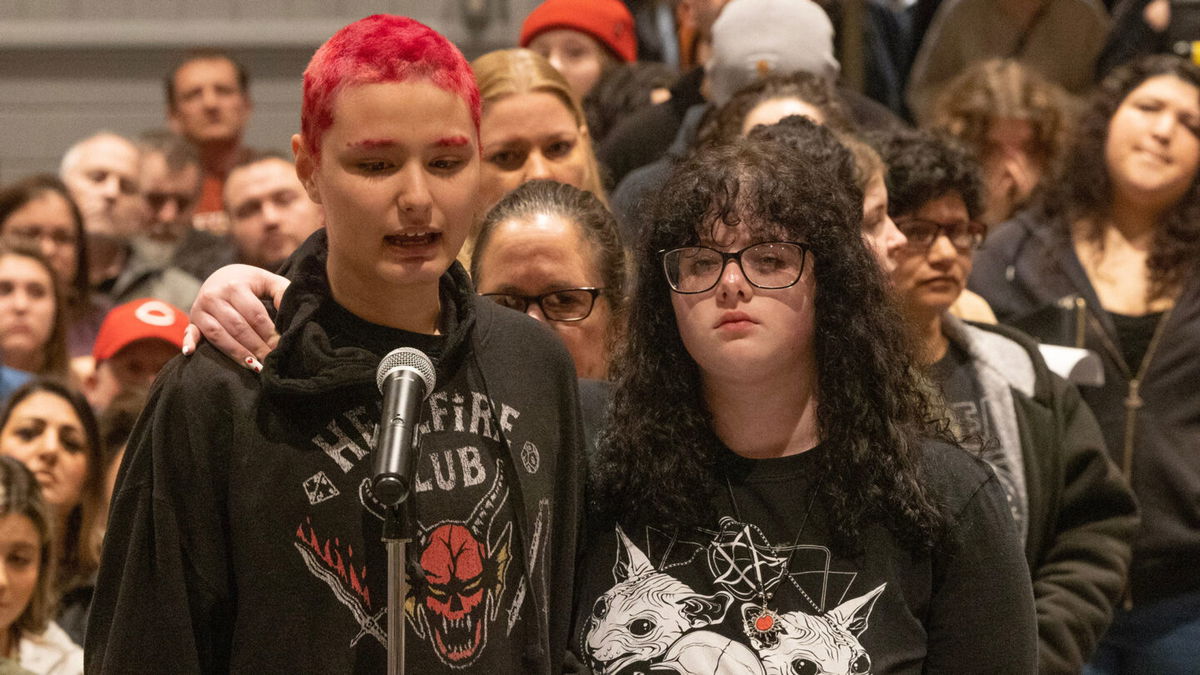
376, 347, 436, 397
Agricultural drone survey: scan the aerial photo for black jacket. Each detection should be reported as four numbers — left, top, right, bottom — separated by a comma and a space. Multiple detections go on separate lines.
598, 66, 707, 188
969, 211, 1200, 607
942, 316, 1137, 673
87, 231, 586, 673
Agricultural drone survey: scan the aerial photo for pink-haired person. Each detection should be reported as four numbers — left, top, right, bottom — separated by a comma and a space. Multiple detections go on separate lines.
86, 15, 585, 673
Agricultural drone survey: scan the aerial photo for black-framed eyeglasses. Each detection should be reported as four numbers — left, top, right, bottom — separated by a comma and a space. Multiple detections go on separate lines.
895, 218, 987, 252
660, 241, 810, 294
5, 226, 77, 248
481, 287, 605, 322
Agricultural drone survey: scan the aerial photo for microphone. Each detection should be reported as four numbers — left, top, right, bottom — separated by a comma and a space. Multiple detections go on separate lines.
372, 347, 436, 507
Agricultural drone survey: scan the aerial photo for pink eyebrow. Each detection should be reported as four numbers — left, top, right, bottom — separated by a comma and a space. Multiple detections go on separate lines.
435, 135, 469, 148
346, 139, 395, 149
345, 136, 470, 150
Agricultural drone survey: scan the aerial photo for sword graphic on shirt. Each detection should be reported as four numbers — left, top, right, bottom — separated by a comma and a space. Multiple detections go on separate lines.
295, 539, 386, 647
507, 497, 550, 636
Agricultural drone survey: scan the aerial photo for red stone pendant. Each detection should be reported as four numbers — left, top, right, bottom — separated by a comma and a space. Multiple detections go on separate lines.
743, 605, 781, 644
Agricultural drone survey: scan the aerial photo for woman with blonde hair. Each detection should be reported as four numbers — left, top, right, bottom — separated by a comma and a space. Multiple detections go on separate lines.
470, 48, 607, 210
930, 59, 1076, 225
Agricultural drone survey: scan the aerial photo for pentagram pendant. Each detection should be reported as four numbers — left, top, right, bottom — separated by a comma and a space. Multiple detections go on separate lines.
742, 604, 782, 644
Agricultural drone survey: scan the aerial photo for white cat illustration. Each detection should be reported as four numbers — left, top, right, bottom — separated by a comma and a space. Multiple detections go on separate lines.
586, 527, 752, 674
654, 630, 766, 674
745, 584, 885, 675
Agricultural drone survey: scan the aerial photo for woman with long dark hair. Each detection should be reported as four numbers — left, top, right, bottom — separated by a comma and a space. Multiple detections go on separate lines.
573, 127, 1036, 672
970, 54, 1200, 672
0, 176, 103, 358
0, 244, 71, 382
0, 378, 104, 646
0, 456, 83, 671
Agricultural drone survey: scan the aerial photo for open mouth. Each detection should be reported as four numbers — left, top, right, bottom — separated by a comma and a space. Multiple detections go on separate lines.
432, 614, 482, 663
385, 232, 441, 247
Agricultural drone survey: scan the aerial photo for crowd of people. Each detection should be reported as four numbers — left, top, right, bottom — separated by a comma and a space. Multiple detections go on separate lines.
0, 0, 1194, 673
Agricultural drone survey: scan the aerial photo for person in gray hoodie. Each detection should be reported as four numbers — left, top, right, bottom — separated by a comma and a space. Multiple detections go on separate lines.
876, 128, 1138, 675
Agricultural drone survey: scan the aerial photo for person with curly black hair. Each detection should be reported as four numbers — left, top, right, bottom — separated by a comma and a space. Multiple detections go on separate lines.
969, 54, 1200, 674
573, 126, 1036, 673
878, 128, 1137, 674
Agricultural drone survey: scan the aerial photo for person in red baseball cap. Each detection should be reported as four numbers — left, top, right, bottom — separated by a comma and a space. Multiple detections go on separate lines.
82, 298, 186, 412
520, 0, 637, 98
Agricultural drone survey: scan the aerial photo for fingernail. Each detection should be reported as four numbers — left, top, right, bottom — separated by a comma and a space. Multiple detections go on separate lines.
181, 344, 193, 356
245, 356, 263, 373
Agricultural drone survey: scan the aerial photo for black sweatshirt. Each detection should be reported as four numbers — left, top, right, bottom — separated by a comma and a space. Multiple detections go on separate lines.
570, 441, 1038, 674
86, 231, 586, 673
969, 211, 1200, 606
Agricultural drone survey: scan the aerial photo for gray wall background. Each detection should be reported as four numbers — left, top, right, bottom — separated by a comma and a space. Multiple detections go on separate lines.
0, 0, 539, 184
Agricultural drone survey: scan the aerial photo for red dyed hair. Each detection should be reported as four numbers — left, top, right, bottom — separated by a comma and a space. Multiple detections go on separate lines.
301, 14, 482, 158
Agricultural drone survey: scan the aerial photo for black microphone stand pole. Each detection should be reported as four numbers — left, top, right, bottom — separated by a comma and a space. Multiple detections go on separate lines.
374, 353, 434, 675
382, 500, 409, 675
375, 376, 421, 675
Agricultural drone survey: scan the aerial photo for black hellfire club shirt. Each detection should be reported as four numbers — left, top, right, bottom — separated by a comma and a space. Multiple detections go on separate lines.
570, 442, 1037, 674
88, 248, 584, 674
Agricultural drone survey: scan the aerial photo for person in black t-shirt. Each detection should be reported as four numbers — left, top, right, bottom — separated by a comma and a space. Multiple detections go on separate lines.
578, 122, 1037, 673
876, 128, 1138, 674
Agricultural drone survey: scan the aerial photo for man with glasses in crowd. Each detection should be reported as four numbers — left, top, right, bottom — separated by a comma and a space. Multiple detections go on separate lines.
137, 130, 235, 282
876, 129, 1138, 675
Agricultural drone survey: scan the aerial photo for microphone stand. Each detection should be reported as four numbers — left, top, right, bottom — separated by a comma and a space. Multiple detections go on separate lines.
373, 352, 435, 675
382, 500, 410, 675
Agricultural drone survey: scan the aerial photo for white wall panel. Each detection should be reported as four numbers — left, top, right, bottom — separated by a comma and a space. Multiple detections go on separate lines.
0, 0, 539, 184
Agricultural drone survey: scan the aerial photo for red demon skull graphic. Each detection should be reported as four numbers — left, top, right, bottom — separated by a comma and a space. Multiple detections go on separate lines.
406, 466, 512, 667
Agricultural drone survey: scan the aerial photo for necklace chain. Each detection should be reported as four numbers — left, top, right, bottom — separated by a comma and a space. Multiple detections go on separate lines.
722, 472, 821, 610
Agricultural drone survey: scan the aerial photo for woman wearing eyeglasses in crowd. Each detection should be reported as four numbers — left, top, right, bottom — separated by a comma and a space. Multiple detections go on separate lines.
470, 180, 625, 381
569, 123, 1036, 672
969, 54, 1200, 673
0, 176, 104, 359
